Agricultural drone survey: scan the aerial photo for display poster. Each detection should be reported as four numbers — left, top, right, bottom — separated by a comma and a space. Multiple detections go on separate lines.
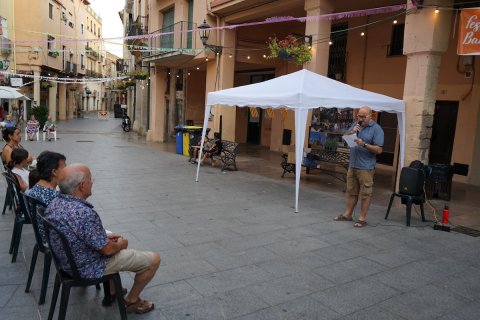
457, 8, 480, 55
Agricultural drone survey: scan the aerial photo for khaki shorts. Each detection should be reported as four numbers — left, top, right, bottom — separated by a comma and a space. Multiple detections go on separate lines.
104, 249, 153, 276
346, 168, 375, 199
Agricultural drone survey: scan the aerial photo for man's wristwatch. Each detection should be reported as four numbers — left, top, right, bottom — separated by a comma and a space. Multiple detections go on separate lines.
363, 143, 368, 148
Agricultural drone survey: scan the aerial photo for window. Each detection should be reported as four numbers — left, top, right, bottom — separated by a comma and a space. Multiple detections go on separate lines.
47, 35, 55, 50
161, 8, 175, 48
81, 23, 84, 34
94, 23, 96, 36
80, 54, 84, 68
328, 23, 348, 81
49, 3, 53, 19
98, 27, 101, 38
389, 24, 404, 56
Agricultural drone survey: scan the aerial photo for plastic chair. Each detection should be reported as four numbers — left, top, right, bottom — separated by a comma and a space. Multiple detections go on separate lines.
38, 209, 127, 320
23, 194, 51, 305
0, 153, 14, 215
2, 172, 31, 262
43, 126, 57, 141
25, 126, 40, 141
385, 167, 427, 227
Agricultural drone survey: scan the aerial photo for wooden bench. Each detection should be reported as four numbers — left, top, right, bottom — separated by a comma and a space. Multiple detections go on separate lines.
281, 147, 350, 184
212, 140, 239, 171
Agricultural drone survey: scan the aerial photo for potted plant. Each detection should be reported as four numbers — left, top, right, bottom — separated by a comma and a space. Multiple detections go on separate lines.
115, 82, 126, 90
40, 81, 54, 89
131, 69, 148, 80
267, 35, 312, 66
124, 79, 136, 87
30, 104, 49, 126
48, 50, 59, 58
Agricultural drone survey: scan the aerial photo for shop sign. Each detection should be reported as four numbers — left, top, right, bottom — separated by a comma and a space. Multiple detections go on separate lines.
458, 8, 480, 55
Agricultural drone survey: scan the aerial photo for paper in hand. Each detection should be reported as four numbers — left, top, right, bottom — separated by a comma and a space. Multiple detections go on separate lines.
342, 134, 357, 148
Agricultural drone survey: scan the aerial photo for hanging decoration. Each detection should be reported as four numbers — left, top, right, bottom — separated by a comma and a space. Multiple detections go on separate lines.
249, 107, 259, 118
0, 71, 127, 84
266, 108, 274, 119
267, 35, 312, 65
11, 4, 411, 45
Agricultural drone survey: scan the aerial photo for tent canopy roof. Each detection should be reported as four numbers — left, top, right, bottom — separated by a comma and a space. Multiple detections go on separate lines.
207, 69, 404, 113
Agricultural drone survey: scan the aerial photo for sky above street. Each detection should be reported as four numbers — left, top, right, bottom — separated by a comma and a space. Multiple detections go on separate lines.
89, 0, 124, 58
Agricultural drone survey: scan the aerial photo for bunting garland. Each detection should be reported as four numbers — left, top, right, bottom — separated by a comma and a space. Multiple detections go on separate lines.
249, 107, 259, 118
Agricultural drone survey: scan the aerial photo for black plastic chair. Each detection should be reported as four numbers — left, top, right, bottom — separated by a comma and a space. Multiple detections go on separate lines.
38, 209, 127, 320
23, 194, 51, 305
1, 157, 14, 215
2, 172, 31, 262
385, 167, 427, 226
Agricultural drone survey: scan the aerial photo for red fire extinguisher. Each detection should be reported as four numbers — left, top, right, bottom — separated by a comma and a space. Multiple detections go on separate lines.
442, 205, 449, 224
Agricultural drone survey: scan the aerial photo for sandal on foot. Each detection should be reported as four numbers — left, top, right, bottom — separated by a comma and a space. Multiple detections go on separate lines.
334, 214, 353, 221
354, 220, 367, 228
102, 287, 128, 306
125, 298, 155, 314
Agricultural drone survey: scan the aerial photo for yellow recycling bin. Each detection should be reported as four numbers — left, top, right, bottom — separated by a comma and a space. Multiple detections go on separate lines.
182, 126, 203, 157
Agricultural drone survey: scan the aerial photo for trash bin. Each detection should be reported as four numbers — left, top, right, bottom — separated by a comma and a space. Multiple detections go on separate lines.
174, 125, 184, 155
182, 126, 203, 157
426, 163, 453, 201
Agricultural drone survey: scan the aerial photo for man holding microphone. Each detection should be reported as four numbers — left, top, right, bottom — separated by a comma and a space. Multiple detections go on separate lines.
334, 106, 384, 227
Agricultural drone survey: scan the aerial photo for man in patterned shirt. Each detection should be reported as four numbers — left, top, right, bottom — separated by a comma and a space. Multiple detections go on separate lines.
45, 164, 160, 314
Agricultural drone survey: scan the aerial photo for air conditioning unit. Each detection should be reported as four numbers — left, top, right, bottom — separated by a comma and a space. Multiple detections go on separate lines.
69, 49, 74, 55
61, 12, 68, 22
32, 47, 40, 53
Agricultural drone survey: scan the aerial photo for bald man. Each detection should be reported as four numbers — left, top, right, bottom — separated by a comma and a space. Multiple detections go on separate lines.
44, 164, 160, 314
334, 106, 384, 227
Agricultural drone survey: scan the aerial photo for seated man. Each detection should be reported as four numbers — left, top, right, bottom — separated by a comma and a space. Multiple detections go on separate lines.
191, 132, 211, 164
45, 164, 160, 314
43, 116, 56, 141
201, 132, 222, 165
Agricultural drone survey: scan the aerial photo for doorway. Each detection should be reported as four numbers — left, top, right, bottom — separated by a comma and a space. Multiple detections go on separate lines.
247, 108, 262, 144
246, 73, 274, 145
429, 100, 459, 164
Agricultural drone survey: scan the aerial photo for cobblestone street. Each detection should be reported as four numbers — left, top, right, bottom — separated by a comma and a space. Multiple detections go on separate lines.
0, 116, 479, 320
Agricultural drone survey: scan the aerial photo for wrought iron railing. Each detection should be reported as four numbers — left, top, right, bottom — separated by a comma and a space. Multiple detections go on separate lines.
145, 21, 197, 58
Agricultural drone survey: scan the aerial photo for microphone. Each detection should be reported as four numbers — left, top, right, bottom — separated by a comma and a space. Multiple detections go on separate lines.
356, 121, 363, 136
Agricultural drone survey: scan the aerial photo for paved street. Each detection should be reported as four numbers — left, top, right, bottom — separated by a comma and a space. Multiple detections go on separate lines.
1, 116, 479, 320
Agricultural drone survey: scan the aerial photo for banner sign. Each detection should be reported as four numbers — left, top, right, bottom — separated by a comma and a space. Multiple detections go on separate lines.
458, 8, 480, 55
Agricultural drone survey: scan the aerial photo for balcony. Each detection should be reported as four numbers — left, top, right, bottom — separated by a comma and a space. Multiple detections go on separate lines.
85, 46, 99, 60
64, 62, 78, 75
143, 21, 198, 66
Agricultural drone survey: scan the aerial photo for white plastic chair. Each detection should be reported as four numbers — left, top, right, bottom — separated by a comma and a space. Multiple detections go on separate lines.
24, 126, 40, 142
42, 125, 57, 141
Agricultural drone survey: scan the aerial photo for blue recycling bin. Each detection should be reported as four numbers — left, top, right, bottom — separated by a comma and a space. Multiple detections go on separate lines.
174, 126, 184, 154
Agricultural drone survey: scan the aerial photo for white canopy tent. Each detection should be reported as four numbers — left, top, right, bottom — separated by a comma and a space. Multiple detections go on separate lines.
196, 69, 405, 212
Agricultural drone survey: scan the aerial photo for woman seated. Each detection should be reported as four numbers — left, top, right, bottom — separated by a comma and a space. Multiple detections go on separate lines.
27, 115, 40, 141
201, 132, 222, 165
2, 126, 33, 167
43, 116, 56, 141
7, 148, 30, 192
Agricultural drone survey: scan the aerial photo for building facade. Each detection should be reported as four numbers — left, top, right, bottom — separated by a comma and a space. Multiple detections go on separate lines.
125, 0, 480, 186
10, 0, 107, 121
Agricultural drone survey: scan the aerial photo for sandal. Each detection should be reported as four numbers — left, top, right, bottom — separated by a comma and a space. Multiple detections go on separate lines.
333, 214, 353, 221
102, 287, 128, 306
354, 220, 367, 228
125, 298, 155, 314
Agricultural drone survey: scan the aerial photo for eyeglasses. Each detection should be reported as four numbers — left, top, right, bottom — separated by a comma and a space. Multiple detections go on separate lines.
357, 114, 371, 119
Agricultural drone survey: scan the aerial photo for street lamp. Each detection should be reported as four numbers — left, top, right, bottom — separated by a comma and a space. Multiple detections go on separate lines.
198, 20, 223, 55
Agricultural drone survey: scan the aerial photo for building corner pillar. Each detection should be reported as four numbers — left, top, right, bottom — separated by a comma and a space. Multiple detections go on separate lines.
402, 2, 453, 165
58, 84, 67, 120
